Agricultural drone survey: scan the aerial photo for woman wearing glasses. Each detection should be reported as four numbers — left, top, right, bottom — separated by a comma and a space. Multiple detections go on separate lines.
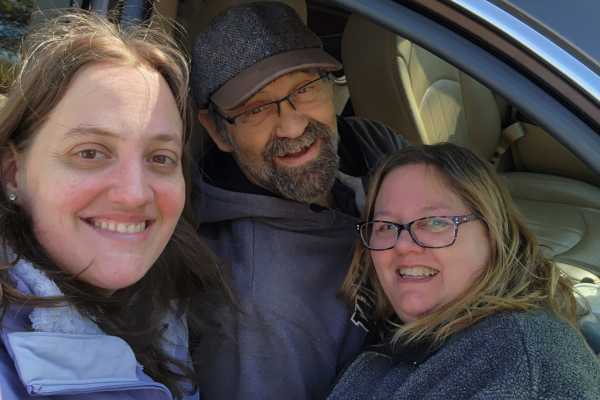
326, 143, 600, 399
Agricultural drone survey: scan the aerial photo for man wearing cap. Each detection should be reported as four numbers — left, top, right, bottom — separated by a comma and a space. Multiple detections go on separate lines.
190, 2, 408, 399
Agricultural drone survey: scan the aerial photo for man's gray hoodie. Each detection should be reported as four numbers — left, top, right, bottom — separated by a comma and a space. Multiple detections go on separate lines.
192, 117, 408, 400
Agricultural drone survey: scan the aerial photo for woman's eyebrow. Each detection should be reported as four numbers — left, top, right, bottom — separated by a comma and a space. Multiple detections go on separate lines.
420, 203, 452, 213
61, 125, 182, 147
61, 125, 121, 142
373, 203, 452, 219
153, 133, 183, 148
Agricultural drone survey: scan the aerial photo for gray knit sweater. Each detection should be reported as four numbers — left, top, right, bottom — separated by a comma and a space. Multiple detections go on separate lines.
326, 309, 600, 399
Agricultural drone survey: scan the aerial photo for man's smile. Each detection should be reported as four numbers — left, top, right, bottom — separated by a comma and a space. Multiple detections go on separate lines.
275, 138, 321, 166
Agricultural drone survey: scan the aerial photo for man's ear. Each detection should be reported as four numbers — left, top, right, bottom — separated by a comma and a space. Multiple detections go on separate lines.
2, 142, 21, 199
198, 110, 233, 153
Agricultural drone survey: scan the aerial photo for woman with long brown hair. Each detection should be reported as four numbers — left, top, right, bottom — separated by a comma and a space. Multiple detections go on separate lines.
0, 11, 231, 400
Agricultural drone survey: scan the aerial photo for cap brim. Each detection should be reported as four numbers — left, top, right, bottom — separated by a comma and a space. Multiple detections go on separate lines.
211, 48, 343, 110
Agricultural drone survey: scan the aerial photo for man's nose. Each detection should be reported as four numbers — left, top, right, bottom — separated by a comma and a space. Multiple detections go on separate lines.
106, 159, 154, 208
273, 100, 308, 139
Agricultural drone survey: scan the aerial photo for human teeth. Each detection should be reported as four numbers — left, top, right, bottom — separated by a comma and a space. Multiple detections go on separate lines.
94, 220, 146, 233
135, 221, 146, 233
282, 145, 310, 157
399, 267, 439, 279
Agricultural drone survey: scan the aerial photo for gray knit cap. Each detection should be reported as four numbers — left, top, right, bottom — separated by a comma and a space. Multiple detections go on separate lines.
190, 2, 342, 110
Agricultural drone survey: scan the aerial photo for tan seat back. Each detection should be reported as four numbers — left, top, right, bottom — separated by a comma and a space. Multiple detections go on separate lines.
342, 14, 499, 160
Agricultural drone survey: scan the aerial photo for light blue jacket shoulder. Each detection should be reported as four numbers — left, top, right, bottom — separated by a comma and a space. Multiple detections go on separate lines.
0, 259, 199, 400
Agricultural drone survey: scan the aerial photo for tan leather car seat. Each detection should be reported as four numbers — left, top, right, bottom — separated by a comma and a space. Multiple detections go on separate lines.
342, 15, 600, 276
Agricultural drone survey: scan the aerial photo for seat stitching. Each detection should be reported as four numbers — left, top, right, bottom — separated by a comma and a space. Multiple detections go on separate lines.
452, 83, 466, 144
434, 82, 449, 141
524, 221, 583, 234
423, 95, 437, 142
535, 237, 577, 247
437, 79, 456, 141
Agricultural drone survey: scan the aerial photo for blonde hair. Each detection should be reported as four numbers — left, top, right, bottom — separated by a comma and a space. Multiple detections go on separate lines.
339, 143, 579, 348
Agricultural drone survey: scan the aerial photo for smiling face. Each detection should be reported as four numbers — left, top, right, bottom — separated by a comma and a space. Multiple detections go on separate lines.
8, 62, 185, 290
204, 70, 340, 205
370, 164, 491, 323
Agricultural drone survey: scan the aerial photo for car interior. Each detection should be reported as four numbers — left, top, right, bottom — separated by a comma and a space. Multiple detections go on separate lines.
4, 0, 600, 308
340, 13, 600, 283
179, 0, 600, 283
184, 0, 600, 322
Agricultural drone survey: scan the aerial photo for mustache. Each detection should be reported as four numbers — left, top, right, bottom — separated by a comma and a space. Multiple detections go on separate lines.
262, 120, 335, 161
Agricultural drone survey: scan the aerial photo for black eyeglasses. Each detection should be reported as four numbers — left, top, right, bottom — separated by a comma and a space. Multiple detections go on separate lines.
357, 215, 478, 250
215, 74, 333, 134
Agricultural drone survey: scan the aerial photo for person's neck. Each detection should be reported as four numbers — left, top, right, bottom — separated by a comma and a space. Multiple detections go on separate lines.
312, 191, 336, 208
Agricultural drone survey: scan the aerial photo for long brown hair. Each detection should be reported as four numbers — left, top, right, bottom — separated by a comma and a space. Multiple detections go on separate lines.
340, 143, 579, 348
0, 10, 233, 399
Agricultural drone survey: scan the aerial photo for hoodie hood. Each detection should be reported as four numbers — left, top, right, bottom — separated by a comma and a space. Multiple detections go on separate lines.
194, 169, 366, 226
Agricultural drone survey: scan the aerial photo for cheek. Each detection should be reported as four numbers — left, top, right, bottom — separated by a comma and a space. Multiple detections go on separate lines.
307, 100, 336, 129
442, 235, 491, 292
370, 251, 389, 272
57, 182, 101, 210
23, 174, 90, 224
236, 134, 271, 158
39, 178, 107, 217
463, 226, 492, 276
371, 252, 394, 289
156, 178, 186, 220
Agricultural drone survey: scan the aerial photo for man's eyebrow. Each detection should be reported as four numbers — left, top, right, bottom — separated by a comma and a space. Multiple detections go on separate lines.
234, 71, 318, 111
234, 93, 263, 111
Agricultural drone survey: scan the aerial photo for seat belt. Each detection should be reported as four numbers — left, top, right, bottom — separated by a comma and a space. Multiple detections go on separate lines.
491, 121, 526, 169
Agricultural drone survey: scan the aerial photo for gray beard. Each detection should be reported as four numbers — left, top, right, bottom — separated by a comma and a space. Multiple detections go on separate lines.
230, 120, 340, 204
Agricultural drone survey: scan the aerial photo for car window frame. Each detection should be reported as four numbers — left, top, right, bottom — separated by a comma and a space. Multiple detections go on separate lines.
329, 0, 600, 178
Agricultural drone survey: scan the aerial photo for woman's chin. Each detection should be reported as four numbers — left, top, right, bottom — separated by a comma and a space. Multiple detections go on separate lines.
73, 257, 153, 291
393, 297, 438, 324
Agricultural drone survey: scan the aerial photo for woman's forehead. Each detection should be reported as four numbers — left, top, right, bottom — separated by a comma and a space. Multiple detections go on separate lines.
374, 164, 466, 218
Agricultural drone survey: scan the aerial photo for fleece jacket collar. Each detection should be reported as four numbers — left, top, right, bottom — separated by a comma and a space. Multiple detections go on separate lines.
1, 260, 173, 398
8, 260, 103, 335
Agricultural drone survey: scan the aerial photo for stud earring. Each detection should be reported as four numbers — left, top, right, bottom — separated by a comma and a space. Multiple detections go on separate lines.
9, 194, 16, 201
